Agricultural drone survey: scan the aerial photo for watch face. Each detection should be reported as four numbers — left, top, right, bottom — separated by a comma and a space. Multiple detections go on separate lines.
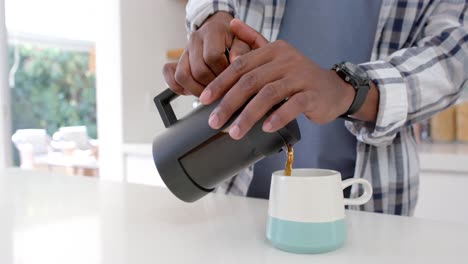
344, 62, 367, 78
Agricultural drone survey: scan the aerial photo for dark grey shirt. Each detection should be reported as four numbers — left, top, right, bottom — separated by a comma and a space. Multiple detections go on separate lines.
248, 0, 382, 199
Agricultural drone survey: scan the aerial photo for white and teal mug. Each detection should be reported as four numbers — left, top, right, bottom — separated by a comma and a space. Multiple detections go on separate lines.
266, 169, 372, 254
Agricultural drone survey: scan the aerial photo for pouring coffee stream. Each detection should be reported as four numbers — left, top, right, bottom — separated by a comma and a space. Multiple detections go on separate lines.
284, 144, 294, 176
152, 88, 301, 202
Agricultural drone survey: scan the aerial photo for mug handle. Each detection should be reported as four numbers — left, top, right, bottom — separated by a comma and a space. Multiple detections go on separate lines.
342, 178, 373, 206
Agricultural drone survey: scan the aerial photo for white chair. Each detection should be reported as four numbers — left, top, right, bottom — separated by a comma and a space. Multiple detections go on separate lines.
51, 126, 99, 177
52, 126, 97, 150
11, 129, 51, 169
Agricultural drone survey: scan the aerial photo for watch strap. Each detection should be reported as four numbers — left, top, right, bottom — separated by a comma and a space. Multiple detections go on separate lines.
345, 84, 370, 116
332, 62, 371, 118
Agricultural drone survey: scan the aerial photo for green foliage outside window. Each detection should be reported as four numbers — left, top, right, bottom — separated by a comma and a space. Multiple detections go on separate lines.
8, 43, 465, 147
8, 44, 97, 139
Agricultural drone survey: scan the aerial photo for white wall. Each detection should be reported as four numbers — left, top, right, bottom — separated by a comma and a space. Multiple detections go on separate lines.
95, 0, 124, 180
96, 0, 191, 180
0, 0, 12, 168
120, 0, 190, 143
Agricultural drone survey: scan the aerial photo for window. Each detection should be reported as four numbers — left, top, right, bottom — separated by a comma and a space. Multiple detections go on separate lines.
5, 0, 99, 176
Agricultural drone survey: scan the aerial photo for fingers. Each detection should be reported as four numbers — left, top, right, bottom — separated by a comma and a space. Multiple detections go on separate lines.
163, 62, 188, 95
230, 18, 268, 49
174, 50, 205, 96
229, 78, 296, 139
199, 21, 270, 105
199, 45, 273, 105
229, 37, 250, 62
263, 93, 308, 133
203, 32, 230, 75
208, 62, 286, 130
189, 38, 216, 86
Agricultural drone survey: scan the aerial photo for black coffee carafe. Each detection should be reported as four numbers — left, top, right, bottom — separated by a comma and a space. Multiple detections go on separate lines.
152, 88, 301, 202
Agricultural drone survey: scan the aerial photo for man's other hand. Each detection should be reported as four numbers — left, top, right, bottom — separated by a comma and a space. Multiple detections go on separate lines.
163, 12, 251, 97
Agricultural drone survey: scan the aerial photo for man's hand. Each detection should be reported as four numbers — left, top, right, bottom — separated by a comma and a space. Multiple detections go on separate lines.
163, 12, 251, 96
199, 19, 363, 140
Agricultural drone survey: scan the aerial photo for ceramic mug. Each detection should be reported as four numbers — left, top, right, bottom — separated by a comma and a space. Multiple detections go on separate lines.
266, 169, 372, 254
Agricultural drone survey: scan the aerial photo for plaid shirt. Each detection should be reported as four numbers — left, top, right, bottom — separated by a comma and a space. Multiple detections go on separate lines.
186, 0, 468, 216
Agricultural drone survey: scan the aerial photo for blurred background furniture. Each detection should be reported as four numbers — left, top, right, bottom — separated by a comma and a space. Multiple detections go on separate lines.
51, 126, 99, 176
11, 129, 51, 170
52, 126, 98, 151
11, 127, 99, 176
166, 48, 184, 61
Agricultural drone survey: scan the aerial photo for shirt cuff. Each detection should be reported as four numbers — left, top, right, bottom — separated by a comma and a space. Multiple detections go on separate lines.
186, 0, 237, 32
345, 60, 409, 147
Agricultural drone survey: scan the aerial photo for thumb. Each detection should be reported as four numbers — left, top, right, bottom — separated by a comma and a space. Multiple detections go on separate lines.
230, 18, 268, 50
229, 37, 250, 62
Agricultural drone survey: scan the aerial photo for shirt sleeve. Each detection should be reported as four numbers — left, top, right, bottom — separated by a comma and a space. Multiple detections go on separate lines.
346, 1, 468, 147
185, 0, 239, 32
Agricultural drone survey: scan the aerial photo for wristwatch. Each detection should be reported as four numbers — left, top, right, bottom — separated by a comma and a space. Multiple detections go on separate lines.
331, 62, 371, 117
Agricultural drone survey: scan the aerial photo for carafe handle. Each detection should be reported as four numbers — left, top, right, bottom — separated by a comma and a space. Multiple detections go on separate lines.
154, 88, 179, 127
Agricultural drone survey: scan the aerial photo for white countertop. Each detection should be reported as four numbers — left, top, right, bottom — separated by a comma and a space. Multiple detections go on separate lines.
1, 168, 467, 264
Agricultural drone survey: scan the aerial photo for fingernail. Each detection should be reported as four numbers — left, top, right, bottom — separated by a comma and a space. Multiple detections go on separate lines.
231, 55, 240, 62
200, 89, 212, 105
263, 122, 273, 132
208, 113, 220, 128
263, 116, 276, 132
229, 124, 241, 139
